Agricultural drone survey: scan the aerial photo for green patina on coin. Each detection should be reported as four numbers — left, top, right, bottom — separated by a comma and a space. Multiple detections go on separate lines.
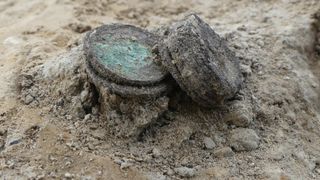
84, 24, 167, 86
93, 38, 160, 82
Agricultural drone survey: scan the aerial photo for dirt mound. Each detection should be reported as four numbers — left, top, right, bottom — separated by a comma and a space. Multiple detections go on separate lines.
1, 0, 320, 179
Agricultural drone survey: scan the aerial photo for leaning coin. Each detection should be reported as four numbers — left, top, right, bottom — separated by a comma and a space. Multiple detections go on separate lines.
158, 14, 243, 107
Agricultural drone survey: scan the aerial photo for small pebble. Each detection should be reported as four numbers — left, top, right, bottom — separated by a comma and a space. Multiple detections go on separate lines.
174, 167, 196, 178
84, 114, 91, 121
225, 101, 253, 127
120, 162, 132, 169
80, 89, 90, 103
0, 128, 6, 136
203, 137, 216, 150
64, 172, 73, 178
24, 94, 34, 105
9, 138, 21, 146
229, 128, 260, 151
152, 148, 161, 158
166, 168, 174, 176
283, 76, 290, 80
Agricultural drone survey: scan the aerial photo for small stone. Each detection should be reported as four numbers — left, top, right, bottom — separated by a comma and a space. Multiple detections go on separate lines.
70, 96, 86, 119
166, 168, 174, 176
213, 147, 235, 158
225, 101, 253, 127
7, 136, 22, 146
64, 172, 73, 178
229, 128, 260, 151
84, 114, 91, 121
29, 87, 39, 98
80, 89, 90, 103
174, 167, 196, 178
0, 128, 6, 136
152, 148, 161, 158
283, 76, 290, 80
180, 158, 189, 166
203, 137, 216, 150
293, 151, 316, 171
120, 162, 132, 169
24, 94, 34, 105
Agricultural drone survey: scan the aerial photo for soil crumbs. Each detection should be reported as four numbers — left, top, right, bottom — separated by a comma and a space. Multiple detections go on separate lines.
1, 0, 320, 179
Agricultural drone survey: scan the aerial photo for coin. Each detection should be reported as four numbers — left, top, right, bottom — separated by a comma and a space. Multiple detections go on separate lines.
84, 24, 170, 98
158, 14, 243, 107
84, 24, 168, 86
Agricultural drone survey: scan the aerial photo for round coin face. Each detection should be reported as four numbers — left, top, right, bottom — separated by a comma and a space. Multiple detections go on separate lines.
84, 24, 168, 86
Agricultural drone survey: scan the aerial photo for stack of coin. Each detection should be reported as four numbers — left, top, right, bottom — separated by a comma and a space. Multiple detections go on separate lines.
84, 24, 170, 99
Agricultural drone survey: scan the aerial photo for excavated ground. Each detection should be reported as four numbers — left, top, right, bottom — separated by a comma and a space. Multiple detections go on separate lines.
1, 0, 320, 179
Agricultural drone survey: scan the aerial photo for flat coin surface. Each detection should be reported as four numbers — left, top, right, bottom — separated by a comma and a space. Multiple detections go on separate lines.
84, 24, 168, 86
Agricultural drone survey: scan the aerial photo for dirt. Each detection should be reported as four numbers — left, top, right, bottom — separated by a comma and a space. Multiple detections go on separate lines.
1, 0, 320, 179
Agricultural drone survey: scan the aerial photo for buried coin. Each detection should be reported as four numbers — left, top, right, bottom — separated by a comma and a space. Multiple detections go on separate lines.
84, 24, 170, 98
84, 24, 168, 86
158, 14, 243, 107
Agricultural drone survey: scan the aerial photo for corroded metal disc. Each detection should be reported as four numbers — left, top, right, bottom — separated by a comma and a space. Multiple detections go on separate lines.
84, 24, 168, 86
85, 59, 170, 98
159, 14, 243, 107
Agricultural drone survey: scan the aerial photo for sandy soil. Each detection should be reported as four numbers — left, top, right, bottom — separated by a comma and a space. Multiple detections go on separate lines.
1, 0, 320, 179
